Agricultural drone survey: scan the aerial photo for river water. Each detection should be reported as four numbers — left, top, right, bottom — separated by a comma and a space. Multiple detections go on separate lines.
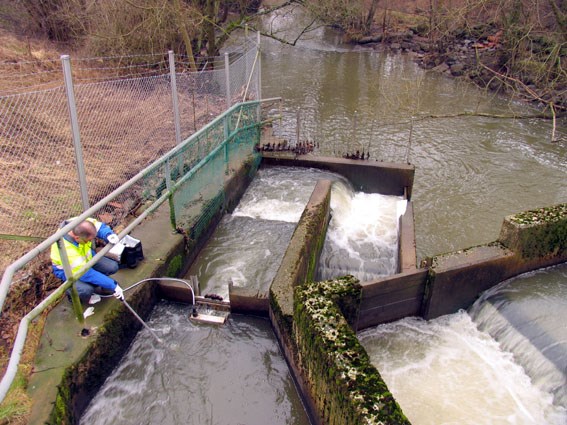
257, 4, 567, 425
81, 5, 567, 424
80, 303, 308, 425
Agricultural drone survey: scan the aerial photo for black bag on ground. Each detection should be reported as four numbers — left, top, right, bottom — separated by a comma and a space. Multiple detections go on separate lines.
121, 239, 144, 268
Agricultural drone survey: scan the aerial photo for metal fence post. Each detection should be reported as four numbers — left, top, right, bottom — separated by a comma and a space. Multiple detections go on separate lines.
56, 238, 84, 323
165, 158, 177, 230
168, 51, 182, 146
225, 52, 231, 109
244, 26, 250, 93
61, 55, 90, 211
257, 31, 262, 103
224, 115, 229, 174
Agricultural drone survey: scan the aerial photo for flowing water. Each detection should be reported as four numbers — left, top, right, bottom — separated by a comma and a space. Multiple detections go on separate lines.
190, 165, 403, 296
82, 5, 567, 423
256, 4, 567, 424
80, 303, 308, 425
359, 265, 567, 425
318, 181, 406, 281
82, 166, 403, 424
189, 166, 346, 298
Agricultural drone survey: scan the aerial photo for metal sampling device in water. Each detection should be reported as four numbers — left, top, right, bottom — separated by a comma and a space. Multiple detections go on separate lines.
151, 277, 230, 325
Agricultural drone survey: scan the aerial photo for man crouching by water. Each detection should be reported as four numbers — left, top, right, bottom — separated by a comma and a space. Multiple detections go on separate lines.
50, 218, 124, 305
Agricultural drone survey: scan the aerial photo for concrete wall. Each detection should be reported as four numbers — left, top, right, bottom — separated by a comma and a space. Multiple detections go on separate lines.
269, 179, 332, 425
358, 204, 567, 326
422, 245, 567, 319
398, 201, 417, 273
357, 268, 428, 330
261, 153, 415, 199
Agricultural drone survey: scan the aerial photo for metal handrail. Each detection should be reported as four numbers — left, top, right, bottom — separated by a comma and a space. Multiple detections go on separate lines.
0, 97, 281, 403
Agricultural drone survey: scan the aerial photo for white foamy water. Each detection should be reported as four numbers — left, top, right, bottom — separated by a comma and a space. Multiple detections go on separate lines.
234, 197, 306, 222
233, 166, 346, 223
318, 181, 406, 281
468, 266, 567, 408
359, 313, 567, 425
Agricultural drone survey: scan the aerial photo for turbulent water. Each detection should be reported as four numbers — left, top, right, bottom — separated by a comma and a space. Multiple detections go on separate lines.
188, 166, 345, 298
188, 165, 405, 298
469, 265, 567, 409
359, 308, 566, 425
80, 303, 309, 425
359, 266, 567, 425
318, 181, 406, 281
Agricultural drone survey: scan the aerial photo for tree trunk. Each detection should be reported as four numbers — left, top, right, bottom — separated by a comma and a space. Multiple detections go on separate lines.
204, 0, 218, 56
365, 0, 379, 34
173, 0, 197, 70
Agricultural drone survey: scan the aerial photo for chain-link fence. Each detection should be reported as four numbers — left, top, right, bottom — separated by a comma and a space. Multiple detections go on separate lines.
0, 37, 260, 273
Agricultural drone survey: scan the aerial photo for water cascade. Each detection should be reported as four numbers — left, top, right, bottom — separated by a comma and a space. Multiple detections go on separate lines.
318, 180, 406, 281
80, 165, 409, 423
359, 265, 567, 425
188, 166, 348, 299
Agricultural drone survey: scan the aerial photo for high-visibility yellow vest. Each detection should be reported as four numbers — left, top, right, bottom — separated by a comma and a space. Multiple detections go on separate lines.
50, 217, 103, 276
50, 236, 94, 276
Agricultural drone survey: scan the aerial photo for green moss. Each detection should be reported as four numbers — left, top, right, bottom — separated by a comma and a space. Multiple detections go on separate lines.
510, 204, 566, 225
50, 370, 71, 424
166, 254, 183, 277
502, 203, 567, 258
294, 276, 410, 425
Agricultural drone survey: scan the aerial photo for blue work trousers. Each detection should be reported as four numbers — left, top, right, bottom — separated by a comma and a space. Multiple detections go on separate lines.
71, 257, 119, 302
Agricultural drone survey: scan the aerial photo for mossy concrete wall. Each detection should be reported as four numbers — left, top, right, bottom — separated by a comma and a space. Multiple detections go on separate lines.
261, 153, 415, 199
269, 179, 332, 425
357, 203, 567, 328
294, 277, 410, 425
422, 203, 567, 319
265, 175, 410, 424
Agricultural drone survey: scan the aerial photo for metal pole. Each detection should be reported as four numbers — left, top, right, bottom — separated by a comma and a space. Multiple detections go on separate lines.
61, 55, 90, 211
168, 51, 182, 146
165, 158, 177, 229
121, 299, 162, 344
224, 52, 231, 109
57, 238, 84, 323
223, 115, 229, 174
244, 26, 250, 99
257, 31, 262, 102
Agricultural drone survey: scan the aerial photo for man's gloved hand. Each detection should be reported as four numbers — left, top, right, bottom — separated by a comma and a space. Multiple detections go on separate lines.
114, 284, 124, 301
107, 234, 120, 244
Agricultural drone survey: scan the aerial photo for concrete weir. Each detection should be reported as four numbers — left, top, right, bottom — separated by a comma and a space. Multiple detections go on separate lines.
25, 153, 566, 425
